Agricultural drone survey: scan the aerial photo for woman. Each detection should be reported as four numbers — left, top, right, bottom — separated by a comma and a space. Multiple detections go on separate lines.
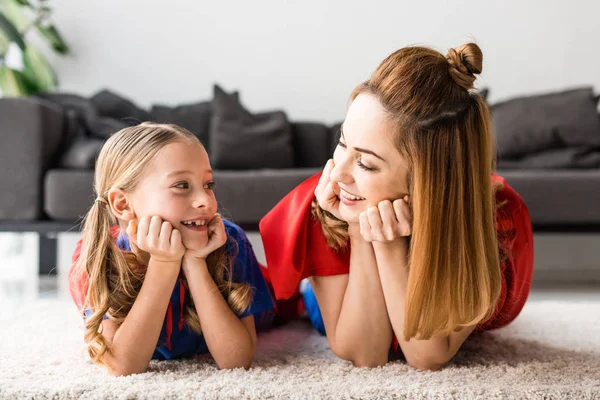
259, 43, 534, 371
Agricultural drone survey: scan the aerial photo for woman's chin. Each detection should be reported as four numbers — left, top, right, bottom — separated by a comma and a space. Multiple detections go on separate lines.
339, 206, 361, 225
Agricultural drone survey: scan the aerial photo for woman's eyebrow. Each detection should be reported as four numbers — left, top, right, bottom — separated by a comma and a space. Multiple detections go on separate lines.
340, 127, 387, 163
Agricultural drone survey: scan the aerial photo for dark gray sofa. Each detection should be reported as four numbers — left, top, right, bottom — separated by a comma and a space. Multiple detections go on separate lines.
0, 96, 329, 228
2, 94, 600, 230
2, 89, 600, 283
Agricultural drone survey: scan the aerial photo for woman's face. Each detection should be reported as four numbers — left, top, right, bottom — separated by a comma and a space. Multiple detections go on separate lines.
331, 93, 410, 224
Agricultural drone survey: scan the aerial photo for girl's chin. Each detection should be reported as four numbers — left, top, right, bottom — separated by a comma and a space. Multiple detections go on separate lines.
182, 237, 208, 251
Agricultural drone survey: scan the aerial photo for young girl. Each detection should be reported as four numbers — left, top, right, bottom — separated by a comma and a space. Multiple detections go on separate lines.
69, 123, 274, 376
260, 43, 534, 370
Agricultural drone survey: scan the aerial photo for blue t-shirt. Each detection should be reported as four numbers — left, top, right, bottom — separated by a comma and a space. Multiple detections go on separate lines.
85, 219, 274, 360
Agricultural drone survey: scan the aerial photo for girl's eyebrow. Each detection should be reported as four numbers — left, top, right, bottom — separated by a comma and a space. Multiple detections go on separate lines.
166, 169, 213, 178
340, 127, 387, 163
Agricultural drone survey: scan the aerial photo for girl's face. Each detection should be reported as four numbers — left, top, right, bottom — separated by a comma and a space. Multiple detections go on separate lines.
128, 140, 217, 251
331, 93, 410, 224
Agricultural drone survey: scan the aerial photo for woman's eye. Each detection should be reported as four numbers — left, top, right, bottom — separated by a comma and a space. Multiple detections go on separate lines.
174, 182, 189, 189
356, 159, 375, 172
204, 181, 216, 190
337, 140, 347, 148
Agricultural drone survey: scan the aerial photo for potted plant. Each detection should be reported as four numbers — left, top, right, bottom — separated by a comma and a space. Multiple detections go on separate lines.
0, 0, 68, 96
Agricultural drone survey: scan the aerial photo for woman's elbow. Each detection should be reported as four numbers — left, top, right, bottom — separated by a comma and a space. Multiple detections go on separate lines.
405, 354, 448, 371
330, 340, 388, 368
217, 358, 252, 370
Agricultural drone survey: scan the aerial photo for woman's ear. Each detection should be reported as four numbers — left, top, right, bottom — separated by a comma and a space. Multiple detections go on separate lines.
107, 188, 136, 222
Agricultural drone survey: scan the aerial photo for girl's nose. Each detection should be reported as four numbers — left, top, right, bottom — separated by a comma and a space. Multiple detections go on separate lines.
192, 190, 210, 208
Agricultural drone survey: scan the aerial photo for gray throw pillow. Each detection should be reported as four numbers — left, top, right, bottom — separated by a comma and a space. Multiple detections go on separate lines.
59, 136, 105, 169
151, 101, 212, 149
209, 85, 294, 169
492, 87, 600, 158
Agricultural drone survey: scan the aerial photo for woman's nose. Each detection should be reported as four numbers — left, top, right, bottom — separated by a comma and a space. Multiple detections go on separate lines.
330, 155, 352, 184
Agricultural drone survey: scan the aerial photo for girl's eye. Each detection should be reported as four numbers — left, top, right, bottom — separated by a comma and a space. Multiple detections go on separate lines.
337, 140, 347, 148
174, 182, 189, 189
204, 181, 216, 190
356, 159, 375, 172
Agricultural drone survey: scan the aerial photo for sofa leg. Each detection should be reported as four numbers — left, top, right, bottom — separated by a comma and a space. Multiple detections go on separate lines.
39, 234, 57, 276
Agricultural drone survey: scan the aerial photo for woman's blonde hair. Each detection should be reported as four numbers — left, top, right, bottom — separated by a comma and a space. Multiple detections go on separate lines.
313, 43, 502, 340
72, 123, 252, 366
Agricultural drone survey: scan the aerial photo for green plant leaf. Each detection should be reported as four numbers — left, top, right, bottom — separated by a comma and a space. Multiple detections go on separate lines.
0, 65, 32, 96
0, 11, 25, 49
0, 28, 9, 54
22, 44, 55, 91
12, 0, 32, 7
36, 24, 68, 54
1, 0, 29, 32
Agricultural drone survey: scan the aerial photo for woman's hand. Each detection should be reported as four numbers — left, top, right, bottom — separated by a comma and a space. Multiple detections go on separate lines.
127, 216, 185, 264
183, 213, 227, 261
314, 159, 342, 220
359, 196, 412, 243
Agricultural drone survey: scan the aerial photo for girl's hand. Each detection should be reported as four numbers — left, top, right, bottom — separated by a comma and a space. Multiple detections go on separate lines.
183, 213, 227, 261
314, 159, 342, 220
127, 216, 185, 263
359, 196, 412, 243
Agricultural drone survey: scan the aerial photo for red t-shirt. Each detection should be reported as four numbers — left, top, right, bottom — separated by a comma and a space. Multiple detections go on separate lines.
259, 173, 534, 331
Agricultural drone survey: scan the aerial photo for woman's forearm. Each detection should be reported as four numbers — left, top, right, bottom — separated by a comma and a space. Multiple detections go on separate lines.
183, 258, 255, 369
327, 226, 393, 366
108, 259, 180, 375
372, 241, 452, 369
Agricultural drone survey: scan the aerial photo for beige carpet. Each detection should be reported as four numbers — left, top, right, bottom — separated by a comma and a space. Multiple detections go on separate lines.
0, 300, 599, 400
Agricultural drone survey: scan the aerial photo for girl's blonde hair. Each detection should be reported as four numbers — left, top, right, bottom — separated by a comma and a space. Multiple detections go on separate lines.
313, 43, 503, 340
72, 123, 252, 366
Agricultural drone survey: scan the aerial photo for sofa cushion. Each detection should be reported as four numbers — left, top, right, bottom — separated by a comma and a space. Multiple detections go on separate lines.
151, 101, 212, 149
292, 122, 332, 168
213, 169, 321, 224
0, 97, 64, 220
492, 87, 600, 158
209, 85, 294, 169
44, 168, 321, 223
499, 169, 600, 226
45, 169, 95, 220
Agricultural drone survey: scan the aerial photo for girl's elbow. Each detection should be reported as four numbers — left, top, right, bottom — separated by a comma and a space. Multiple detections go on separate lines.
108, 365, 145, 377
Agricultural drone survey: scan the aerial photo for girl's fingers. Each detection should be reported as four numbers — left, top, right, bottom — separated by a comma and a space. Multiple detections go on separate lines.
160, 220, 173, 245
148, 216, 163, 241
170, 228, 182, 248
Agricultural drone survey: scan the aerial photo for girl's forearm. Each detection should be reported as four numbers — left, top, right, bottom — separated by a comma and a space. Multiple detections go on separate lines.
372, 242, 451, 369
108, 259, 180, 375
183, 258, 255, 369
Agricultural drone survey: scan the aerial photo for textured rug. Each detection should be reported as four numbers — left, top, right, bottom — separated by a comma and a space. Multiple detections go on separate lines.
0, 300, 599, 400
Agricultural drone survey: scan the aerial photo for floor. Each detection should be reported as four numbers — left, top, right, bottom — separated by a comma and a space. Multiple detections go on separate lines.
1, 231, 600, 323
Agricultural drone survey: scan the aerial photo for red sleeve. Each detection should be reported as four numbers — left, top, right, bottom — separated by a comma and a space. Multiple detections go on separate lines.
259, 173, 350, 300
478, 174, 534, 331
68, 226, 121, 313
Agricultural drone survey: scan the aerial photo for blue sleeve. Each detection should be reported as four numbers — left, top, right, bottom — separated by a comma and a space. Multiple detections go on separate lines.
224, 220, 275, 319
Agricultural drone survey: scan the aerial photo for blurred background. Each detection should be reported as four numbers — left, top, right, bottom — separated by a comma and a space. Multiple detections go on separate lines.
1, 0, 599, 319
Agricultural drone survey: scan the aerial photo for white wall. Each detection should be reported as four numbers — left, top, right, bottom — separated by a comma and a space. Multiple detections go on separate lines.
46, 0, 600, 124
